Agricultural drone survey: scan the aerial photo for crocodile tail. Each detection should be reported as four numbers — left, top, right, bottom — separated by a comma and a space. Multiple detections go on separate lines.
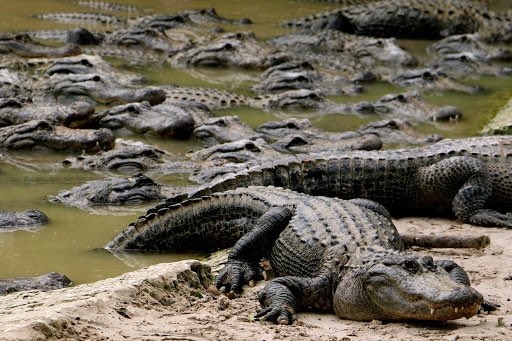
105, 191, 274, 252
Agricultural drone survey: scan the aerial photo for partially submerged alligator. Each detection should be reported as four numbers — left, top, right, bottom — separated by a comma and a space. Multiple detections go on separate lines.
0, 209, 48, 229
107, 186, 484, 322
168, 136, 512, 227
284, 0, 512, 42
0, 272, 71, 295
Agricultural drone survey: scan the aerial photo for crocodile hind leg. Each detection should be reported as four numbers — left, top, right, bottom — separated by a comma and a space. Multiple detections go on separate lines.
420, 156, 512, 227
215, 206, 293, 293
256, 274, 333, 325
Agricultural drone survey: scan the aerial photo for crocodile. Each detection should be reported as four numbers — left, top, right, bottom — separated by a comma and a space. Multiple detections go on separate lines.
106, 186, 484, 322
388, 68, 483, 94
75, 1, 140, 13
0, 272, 71, 295
0, 34, 81, 58
0, 209, 49, 229
284, 0, 512, 42
61, 138, 199, 176
50, 173, 174, 212
0, 120, 115, 152
171, 31, 287, 69
268, 30, 418, 69
34, 12, 127, 28
0, 100, 95, 128
251, 61, 366, 96
44, 73, 166, 106
93, 101, 198, 139
166, 136, 512, 228
193, 116, 262, 146
427, 33, 512, 62
250, 90, 463, 122
429, 52, 512, 78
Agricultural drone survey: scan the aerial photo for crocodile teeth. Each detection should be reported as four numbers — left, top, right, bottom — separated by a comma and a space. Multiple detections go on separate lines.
455, 307, 459, 313
430, 308, 435, 315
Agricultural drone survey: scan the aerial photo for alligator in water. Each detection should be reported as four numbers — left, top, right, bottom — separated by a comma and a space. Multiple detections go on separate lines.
0, 120, 115, 153
0, 272, 71, 295
50, 173, 180, 213
106, 186, 484, 322
284, 0, 512, 42
0, 209, 48, 229
166, 136, 512, 228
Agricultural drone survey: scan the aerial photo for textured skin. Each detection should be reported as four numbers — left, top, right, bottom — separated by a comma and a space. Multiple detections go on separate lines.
0, 210, 48, 228
106, 186, 483, 322
94, 102, 196, 139
171, 136, 512, 227
0, 272, 71, 295
50, 174, 167, 210
0, 34, 81, 58
285, 0, 511, 42
0, 120, 114, 152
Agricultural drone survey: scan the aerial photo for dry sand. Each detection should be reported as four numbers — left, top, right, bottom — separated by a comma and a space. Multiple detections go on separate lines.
0, 217, 511, 341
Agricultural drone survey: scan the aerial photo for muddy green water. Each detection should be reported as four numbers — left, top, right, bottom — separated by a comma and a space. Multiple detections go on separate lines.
0, 0, 511, 284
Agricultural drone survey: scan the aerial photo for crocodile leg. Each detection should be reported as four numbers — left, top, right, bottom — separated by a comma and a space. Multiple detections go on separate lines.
256, 274, 333, 325
215, 206, 293, 293
420, 156, 512, 227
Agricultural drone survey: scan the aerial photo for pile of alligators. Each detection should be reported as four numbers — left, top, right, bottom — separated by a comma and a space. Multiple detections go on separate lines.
0, 0, 511, 325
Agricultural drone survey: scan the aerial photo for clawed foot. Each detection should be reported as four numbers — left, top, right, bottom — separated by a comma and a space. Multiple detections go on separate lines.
469, 210, 512, 228
215, 260, 262, 294
481, 299, 500, 312
255, 303, 296, 325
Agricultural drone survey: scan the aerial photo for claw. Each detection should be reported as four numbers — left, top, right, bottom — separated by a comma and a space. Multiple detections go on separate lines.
262, 270, 268, 281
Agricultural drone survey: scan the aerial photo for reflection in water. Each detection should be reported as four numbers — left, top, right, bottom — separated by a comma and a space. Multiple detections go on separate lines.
0, 0, 510, 285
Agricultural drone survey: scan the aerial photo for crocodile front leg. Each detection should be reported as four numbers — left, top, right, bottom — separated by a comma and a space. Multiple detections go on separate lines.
256, 274, 333, 325
215, 206, 293, 293
420, 156, 512, 227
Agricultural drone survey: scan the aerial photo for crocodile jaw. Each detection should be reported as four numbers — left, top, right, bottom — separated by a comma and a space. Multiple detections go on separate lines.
333, 260, 483, 321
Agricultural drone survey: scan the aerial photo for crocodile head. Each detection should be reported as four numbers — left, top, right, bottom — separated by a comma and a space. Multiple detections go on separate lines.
333, 253, 483, 321
372, 91, 463, 122
49, 73, 166, 106
193, 116, 260, 145
173, 32, 286, 69
95, 102, 195, 139
52, 174, 166, 209
391, 69, 482, 94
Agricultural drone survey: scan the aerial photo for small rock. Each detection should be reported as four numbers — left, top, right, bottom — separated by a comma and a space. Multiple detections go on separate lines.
217, 295, 231, 310
207, 285, 221, 296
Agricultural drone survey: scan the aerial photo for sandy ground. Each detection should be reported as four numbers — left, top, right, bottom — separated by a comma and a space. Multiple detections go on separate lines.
0, 217, 511, 341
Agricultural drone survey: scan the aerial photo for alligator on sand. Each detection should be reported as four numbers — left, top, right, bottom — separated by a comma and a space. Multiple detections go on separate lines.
107, 186, 485, 323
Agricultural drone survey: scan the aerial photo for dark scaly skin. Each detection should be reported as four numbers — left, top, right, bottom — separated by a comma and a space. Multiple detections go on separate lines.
0, 272, 71, 295
169, 136, 512, 227
106, 186, 483, 322
0, 210, 48, 228
285, 0, 512, 42
0, 120, 115, 153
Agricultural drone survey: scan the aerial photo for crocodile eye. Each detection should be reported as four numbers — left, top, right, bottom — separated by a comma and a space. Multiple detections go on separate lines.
92, 75, 101, 82
296, 75, 308, 82
244, 142, 259, 151
403, 259, 420, 272
286, 121, 299, 129
422, 71, 433, 80
459, 55, 469, 62
224, 43, 234, 50
421, 255, 435, 268
396, 94, 407, 102
80, 59, 93, 67
216, 119, 226, 126
376, 40, 383, 46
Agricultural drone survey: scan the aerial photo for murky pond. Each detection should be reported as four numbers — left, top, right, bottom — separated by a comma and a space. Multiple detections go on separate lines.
0, 0, 511, 284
